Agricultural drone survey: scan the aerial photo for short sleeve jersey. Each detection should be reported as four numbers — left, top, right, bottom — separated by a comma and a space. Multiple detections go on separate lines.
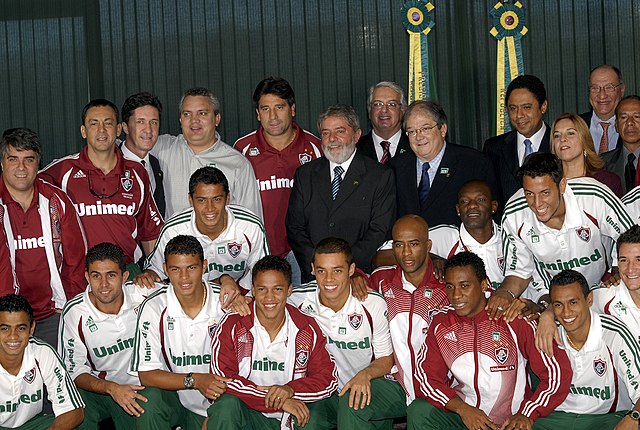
592, 283, 640, 343
0, 338, 84, 428
289, 284, 392, 389
502, 178, 633, 291
234, 123, 321, 257
145, 205, 269, 291
59, 281, 160, 385
151, 133, 263, 219
557, 312, 640, 414
622, 186, 640, 224
130, 282, 225, 416
39, 147, 163, 263
430, 222, 504, 290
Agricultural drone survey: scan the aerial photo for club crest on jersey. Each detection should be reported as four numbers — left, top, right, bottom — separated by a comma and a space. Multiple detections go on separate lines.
348, 313, 363, 330
495, 347, 508, 364
121, 170, 134, 192
23, 367, 36, 384
296, 350, 309, 367
228, 242, 242, 258
208, 323, 218, 339
299, 153, 313, 165
576, 227, 591, 242
593, 358, 606, 377
497, 257, 505, 272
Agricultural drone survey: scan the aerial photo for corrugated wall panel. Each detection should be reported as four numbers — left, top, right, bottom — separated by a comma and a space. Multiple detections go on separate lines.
1, 0, 638, 166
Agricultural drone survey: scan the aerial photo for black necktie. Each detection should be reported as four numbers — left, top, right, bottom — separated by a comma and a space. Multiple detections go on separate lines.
419, 162, 431, 209
626, 153, 637, 191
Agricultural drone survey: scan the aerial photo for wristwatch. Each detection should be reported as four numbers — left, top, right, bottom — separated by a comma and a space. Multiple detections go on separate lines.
627, 410, 640, 421
184, 372, 195, 389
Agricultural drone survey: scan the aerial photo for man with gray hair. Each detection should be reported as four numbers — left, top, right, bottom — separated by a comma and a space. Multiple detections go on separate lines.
286, 104, 396, 282
1, 127, 86, 348
357, 81, 411, 164
151, 87, 262, 218
391, 100, 497, 227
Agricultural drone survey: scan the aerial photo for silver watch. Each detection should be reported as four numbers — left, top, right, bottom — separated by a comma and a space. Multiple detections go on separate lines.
184, 372, 195, 389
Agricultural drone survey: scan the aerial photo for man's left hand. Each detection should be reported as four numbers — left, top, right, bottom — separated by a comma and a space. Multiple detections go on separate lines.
257, 384, 294, 410
338, 371, 371, 410
614, 415, 639, 430
350, 272, 370, 301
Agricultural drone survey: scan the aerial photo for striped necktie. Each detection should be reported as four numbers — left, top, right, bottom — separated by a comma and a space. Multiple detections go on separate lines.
332, 166, 344, 200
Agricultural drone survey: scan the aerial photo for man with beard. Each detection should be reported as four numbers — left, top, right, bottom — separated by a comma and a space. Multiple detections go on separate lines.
286, 104, 396, 282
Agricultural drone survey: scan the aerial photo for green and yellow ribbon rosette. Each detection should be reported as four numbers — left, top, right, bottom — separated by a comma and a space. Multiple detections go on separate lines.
402, 0, 436, 102
490, 1, 528, 134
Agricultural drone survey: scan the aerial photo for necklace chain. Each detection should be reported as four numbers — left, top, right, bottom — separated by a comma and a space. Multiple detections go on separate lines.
566, 333, 581, 351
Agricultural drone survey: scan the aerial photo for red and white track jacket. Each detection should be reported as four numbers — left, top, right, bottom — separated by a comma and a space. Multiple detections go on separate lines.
210, 303, 338, 427
416, 309, 572, 425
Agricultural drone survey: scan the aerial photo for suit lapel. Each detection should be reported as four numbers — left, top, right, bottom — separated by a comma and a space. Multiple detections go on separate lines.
424, 145, 456, 208
314, 158, 334, 210
503, 131, 519, 177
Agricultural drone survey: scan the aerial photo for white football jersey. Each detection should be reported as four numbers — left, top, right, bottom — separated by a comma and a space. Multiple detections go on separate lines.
145, 205, 269, 290
557, 312, 640, 414
290, 284, 393, 389
0, 338, 84, 428
130, 282, 225, 416
58, 281, 160, 385
502, 178, 633, 294
592, 283, 640, 343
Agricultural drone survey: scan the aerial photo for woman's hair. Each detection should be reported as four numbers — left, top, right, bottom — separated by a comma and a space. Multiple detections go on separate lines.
551, 113, 604, 175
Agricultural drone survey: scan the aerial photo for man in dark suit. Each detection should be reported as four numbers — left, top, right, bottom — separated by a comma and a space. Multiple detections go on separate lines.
357, 81, 411, 164
120, 92, 166, 217
601, 96, 640, 194
580, 64, 625, 154
391, 100, 497, 229
483, 75, 550, 207
286, 104, 396, 282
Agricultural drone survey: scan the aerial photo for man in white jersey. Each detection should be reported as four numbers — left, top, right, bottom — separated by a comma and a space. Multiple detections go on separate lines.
208, 256, 338, 429
138, 166, 268, 294
489, 152, 634, 319
429, 180, 504, 290
592, 225, 640, 343
534, 270, 640, 429
290, 237, 405, 428
58, 242, 160, 428
0, 294, 84, 429
130, 235, 230, 429
151, 87, 262, 218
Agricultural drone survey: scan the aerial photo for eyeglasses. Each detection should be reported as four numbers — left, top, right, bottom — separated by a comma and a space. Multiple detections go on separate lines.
88, 171, 121, 199
371, 101, 401, 110
589, 83, 623, 94
406, 124, 439, 138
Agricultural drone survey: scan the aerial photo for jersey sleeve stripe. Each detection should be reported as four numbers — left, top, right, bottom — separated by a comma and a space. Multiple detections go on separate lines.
600, 316, 640, 373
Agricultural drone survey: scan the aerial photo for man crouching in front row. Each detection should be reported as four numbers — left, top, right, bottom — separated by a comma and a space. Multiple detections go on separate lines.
207, 256, 338, 429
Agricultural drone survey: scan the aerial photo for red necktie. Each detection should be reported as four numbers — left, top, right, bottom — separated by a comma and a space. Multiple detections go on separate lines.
599, 122, 610, 154
380, 141, 391, 165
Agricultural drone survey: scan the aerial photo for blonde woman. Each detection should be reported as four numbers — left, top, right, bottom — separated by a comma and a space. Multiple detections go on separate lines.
551, 113, 622, 196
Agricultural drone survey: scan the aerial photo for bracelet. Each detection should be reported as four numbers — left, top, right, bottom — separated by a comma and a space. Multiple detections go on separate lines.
505, 290, 516, 300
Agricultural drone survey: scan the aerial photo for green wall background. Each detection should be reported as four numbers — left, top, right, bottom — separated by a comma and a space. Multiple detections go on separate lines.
1, 0, 638, 165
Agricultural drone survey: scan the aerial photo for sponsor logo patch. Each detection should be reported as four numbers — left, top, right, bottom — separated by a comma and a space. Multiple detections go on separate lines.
249, 147, 260, 156
576, 227, 591, 242
492, 332, 501, 342
228, 242, 242, 258
444, 331, 457, 342
348, 313, 363, 330
73, 170, 86, 179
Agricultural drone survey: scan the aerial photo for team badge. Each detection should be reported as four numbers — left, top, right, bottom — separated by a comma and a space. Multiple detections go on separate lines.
296, 350, 309, 367
497, 257, 505, 272
576, 227, 591, 242
348, 313, 363, 330
593, 358, 606, 377
228, 242, 242, 258
495, 347, 508, 364
208, 323, 218, 339
23, 367, 36, 384
249, 147, 260, 156
121, 170, 134, 192
299, 153, 313, 164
